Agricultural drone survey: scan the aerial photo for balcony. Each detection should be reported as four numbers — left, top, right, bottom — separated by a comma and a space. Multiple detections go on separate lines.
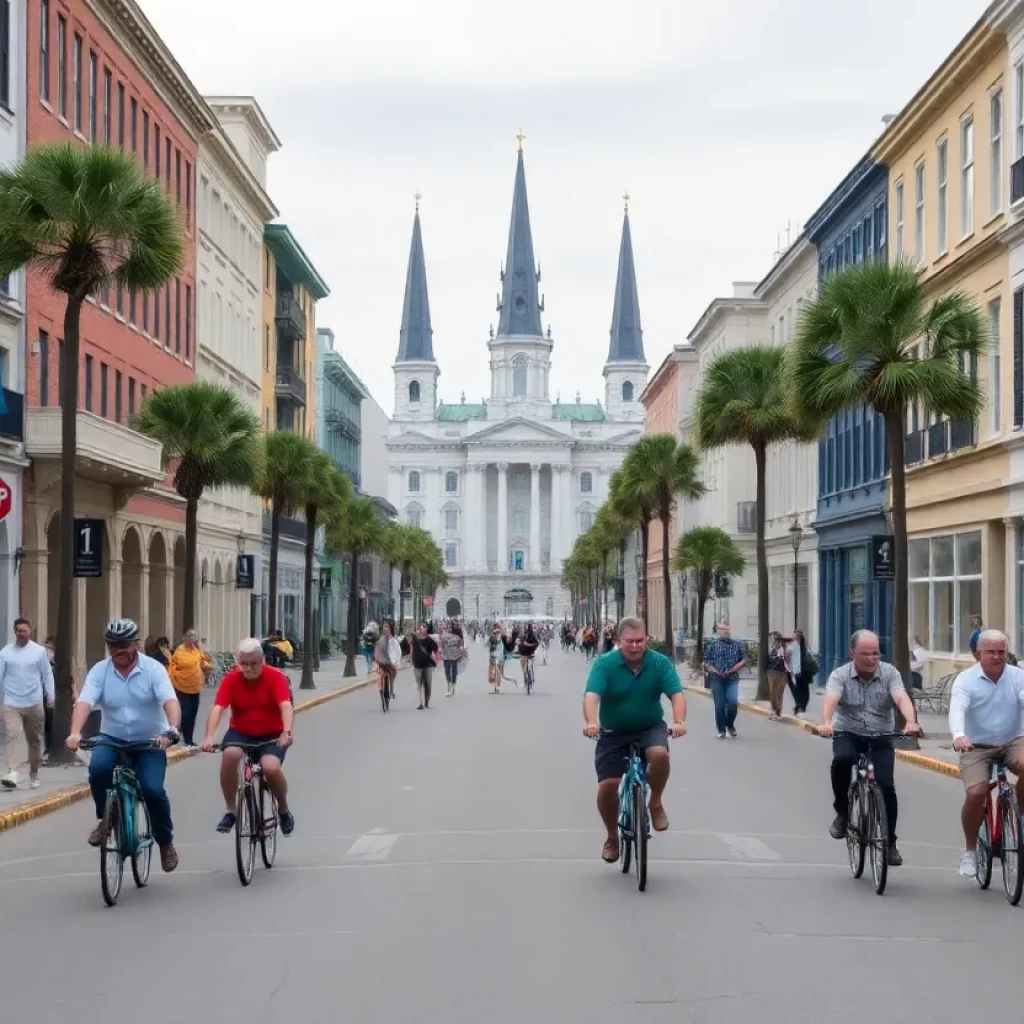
275, 295, 306, 341
1013, 156, 1024, 207
904, 429, 925, 466
25, 408, 164, 489
262, 509, 307, 541
950, 418, 976, 452
928, 420, 949, 459
275, 365, 306, 407
736, 500, 756, 534
0, 388, 24, 441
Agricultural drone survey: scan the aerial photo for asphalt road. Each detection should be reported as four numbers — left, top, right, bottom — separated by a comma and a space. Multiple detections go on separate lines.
0, 644, 1019, 1024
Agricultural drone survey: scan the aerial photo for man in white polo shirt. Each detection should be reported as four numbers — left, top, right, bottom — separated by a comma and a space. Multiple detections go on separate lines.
949, 629, 1024, 878
0, 617, 55, 790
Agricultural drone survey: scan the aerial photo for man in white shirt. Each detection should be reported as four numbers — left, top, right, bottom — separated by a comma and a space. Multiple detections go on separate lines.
948, 629, 1024, 878
0, 617, 55, 790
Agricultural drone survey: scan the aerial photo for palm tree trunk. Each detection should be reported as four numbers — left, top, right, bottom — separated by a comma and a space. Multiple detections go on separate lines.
640, 518, 650, 632
754, 443, 770, 702
696, 569, 710, 674
49, 291, 85, 764
399, 563, 408, 630
344, 550, 360, 677
617, 537, 626, 622
661, 511, 673, 659
268, 505, 281, 634
182, 495, 199, 635
299, 507, 317, 689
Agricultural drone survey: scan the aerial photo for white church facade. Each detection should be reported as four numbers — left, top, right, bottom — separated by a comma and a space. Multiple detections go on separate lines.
387, 145, 649, 620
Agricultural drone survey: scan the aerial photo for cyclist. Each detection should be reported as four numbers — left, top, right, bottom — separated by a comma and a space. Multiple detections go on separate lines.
66, 618, 182, 872
582, 617, 687, 864
818, 629, 920, 867
517, 623, 539, 684
487, 623, 506, 692
947, 629, 1024, 877
200, 637, 295, 835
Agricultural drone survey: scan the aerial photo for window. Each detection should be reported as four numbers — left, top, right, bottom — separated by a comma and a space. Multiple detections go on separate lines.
154, 124, 160, 178
445, 544, 457, 568
511, 550, 526, 572
117, 82, 124, 146
175, 149, 181, 205
165, 138, 170, 188
39, 1, 50, 103
115, 283, 123, 316
895, 181, 904, 256
408, 379, 420, 403
56, 15, 65, 117
128, 285, 136, 325
863, 214, 873, 260
102, 68, 111, 143
989, 298, 1002, 434
909, 531, 983, 654
153, 290, 160, 340
444, 509, 458, 534
578, 507, 594, 532
114, 370, 122, 421
175, 279, 181, 354
72, 33, 82, 132
140, 383, 146, 404
1017, 63, 1024, 159
39, 331, 49, 406
914, 163, 925, 263
130, 97, 137, 153
408, 470, 421, 492
141, 292, 149, 333
185, 161, 191, 228
622, 380, 634, 402
164, 282, 171, 345
989, 90, 1004, 220
142, 111, 149, 168
185, 284, 192, 360
88, 51, 96, 140
84, 355, 93, 412
406, 507, 422, 528
128, 376, 135, 417
961, 117, 974, 237
263, 324, 269, 369
936, 138, 948, 254
445, 471, 458, 492
580, 471, 593, 493
852, 225, 861, 264
100, 362, 108, 417
512, 357, 527, 397
57, 338, 64, 404
264, 253, 271, 291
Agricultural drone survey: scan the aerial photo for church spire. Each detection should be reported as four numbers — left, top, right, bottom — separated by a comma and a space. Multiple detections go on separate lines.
495, 137, 544, 339
607, 195, 645, 363
395, 198, 435, 362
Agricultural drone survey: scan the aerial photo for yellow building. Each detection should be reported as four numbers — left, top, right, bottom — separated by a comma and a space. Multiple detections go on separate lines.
873, 9, 1010, 676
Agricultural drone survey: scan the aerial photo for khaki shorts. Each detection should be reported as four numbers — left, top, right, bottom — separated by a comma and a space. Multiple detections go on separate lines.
959, 736, 1024, 789
3, 703, 45, 772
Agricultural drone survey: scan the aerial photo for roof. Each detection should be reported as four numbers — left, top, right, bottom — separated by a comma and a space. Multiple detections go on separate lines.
264, 224, 330, 300
324, 351, 370, 400
553, 403, 605, 422
607, 210, 645, 362
395, 210, 435, 362
804, 156, 883, 243
436, 403, 487, 421
495, 149, 544, 339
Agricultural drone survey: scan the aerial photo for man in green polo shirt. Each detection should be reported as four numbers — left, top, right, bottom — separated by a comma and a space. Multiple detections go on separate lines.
583, 616, 687, 864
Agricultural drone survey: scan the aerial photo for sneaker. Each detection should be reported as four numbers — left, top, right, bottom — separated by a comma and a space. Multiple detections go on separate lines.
959, 850, 978, 877
216, 812, 236, 834
829, 814, 848, 840
1, 771, 20, 789
717, 731, 726, 739
88, 822, 104, 847
158, 843, 179, 872
887, 844, 903, 867
280, 810, 295, 836
727, 727, 738, 738
29, 776, 41, 790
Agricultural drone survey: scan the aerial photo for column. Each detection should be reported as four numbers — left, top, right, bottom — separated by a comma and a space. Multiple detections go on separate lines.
550, 464, 565, 569
425, 467, 440, 539
28, 549, 49, 639
530, 462, 542, 572
497, 462, 509, 572
139, 565, 150, 639
165, 568, 176, 639
479, 463, 490, 570
467, 463, 483, 571
1005, 517, 1019, 653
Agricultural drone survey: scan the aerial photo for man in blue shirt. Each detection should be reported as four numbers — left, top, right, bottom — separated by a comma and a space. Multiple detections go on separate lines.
67, 618, 182, 872
702, 621, 747, 738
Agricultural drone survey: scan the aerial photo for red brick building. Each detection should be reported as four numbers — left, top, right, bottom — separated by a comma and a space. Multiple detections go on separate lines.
22, 0, 213, 669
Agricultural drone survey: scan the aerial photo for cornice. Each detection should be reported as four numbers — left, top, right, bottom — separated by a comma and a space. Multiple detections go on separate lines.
686, 296, 764, 347
205, 97, 282, 155
804, 156, 883, 242
201, 129, 277, 223
754, 236, 815, 298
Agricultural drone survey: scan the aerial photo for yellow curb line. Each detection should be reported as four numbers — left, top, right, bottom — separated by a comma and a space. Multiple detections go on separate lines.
682, 683, 962, 779
0, 670, 379, 834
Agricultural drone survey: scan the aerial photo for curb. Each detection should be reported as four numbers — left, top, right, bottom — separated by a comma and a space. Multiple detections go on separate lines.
682, 683, 962, 780
0, 671, 379, 834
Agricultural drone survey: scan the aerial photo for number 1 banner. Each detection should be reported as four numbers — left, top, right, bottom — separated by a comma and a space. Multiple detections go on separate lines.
74, 518, 105, 578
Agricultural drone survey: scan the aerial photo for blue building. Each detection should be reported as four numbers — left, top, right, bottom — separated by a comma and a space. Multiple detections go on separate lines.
805, 155, 892, 676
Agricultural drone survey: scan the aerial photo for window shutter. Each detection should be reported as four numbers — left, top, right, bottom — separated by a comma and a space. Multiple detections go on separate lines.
1014, 288, 1023, 428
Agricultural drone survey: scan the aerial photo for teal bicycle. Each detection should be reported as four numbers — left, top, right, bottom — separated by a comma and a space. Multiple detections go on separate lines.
80, 734, 176, 907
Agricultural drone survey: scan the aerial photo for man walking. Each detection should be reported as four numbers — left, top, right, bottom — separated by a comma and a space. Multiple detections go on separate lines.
411, 622, 439, 709
0, 617, 54, 790
702, 621, 747, 738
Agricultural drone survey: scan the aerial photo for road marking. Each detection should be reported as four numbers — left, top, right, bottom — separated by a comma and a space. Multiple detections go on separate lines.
345, 831, 399, 860
718, 833, 781, 861
759, 932, 965, 944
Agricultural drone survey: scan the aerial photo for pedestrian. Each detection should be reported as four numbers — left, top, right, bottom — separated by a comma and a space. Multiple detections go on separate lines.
375, 621, 399, 700
0, 618, 54, 790
766, 632, 788, 720
167, 628, 212, 750
910, 637, 928, 691
411, 622, 439, 709
788, 629, 814, 716
440, 622, 464, 697
702, 620, 747, 739
601, 622, 616, 654
361, 620, 379, 675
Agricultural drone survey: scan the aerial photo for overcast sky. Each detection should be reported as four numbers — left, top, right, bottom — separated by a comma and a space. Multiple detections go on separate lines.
144, 0, 981, 416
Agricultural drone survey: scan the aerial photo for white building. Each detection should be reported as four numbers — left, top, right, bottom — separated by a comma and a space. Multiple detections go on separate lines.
387, 147, 647, 620
0, 0, 27, 643
194, 97, 279, 649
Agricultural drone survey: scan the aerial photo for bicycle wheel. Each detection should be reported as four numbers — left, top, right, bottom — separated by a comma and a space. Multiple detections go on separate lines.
130, 795, 153, 888
999, 792, 1023, 906
846, 784, 865, 879
380, 684, 389, 713
867, 785, 889, 896
100, 793, 124, 907
525, 663, 533, 694
977, 809, 993, 890
234, 776, 256, 886
633, 783, 648, 892
620, 788, 632, 875
260, 779, 279, 869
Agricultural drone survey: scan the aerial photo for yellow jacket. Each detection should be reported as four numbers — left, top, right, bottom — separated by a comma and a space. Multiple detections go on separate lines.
168, 644, 212, 695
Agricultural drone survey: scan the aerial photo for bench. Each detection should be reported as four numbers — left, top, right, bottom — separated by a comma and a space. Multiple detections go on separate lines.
914, 672, 955, 714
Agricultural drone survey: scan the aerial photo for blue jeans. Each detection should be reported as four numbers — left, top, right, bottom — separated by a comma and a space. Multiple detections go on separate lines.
710, 678, 739, 733
362, 646, 373, 673
87, 737, 173, 845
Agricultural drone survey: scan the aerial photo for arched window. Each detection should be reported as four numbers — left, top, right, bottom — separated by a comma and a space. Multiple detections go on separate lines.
405, 503, 423, 528
445, 471, 458, 493
408, 470, 421, 493
580, 471, 593, 494
443, 504, 459, 535
578, 504, 595, 532
622, 380, 634, 402
409, 380, 421, 403
512, 356, 528, 397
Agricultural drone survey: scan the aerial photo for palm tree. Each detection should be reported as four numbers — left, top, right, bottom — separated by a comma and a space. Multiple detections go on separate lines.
255, 431, 319, 634
395, 525, 435, 629
605, 469, 634, 621
672, 527, 746, 672
0, 143, 182, 757
789, 258, 986, 694
694, 345, 821, 701
134, 381, 261, 637
326, 496, 386, 678
591, 504, 628, 623
613, 454, 657, 633
297, 455, 351, 689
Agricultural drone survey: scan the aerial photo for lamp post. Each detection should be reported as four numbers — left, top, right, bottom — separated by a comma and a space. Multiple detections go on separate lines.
789, 517, 803, 633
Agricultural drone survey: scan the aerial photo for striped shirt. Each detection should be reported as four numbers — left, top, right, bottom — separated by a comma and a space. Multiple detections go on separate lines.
826, 661, 905, 735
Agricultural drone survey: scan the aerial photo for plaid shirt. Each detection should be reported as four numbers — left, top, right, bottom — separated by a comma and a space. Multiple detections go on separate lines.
703, 636, 747, 681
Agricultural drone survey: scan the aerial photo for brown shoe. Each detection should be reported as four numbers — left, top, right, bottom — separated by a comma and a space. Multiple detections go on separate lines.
602, 837, 620, 863
159, 842, 179, 872
650, 804, 669, 832
87, 822, 104, 847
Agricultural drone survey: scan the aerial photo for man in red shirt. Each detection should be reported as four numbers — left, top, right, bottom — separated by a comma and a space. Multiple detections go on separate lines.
201, 638, 295, 835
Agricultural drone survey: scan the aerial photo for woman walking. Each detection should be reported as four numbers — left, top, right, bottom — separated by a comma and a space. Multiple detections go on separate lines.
766, 631, 788, 720
787, 629, 812, 717
168, 628, 212, 748
440, 622, 464, 697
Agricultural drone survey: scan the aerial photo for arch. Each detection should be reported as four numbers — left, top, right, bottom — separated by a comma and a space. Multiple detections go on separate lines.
409, 379, 421, 403
444, 470, 458, 493
148, 532, 169, 641
512, 355, 527, 397
408, 469, 421, 493
621, 380, 634, 402
446, 597, 462, 617
503, 587, 533, 616
580, 471, 594, 494
120, 528, 144, 638
404, 501, 424, 528
173, 536, 186, 640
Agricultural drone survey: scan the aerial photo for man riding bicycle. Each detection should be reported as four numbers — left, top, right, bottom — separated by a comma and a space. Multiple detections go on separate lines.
201, 638, 295, 835
518, 623, 539, 682
66, 618, 182, 872
947, 629, 1024, 877
582, 617, 686, 864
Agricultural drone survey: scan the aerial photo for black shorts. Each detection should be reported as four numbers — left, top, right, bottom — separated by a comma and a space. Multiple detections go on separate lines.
594, 721, 669, 782
221, 729, 287, 765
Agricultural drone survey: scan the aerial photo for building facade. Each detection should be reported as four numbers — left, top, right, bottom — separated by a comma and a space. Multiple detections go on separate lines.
386, 148, 646, 620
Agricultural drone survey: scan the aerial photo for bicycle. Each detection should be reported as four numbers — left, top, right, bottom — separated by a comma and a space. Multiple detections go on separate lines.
377, 664, 391, 713
975, 758, 1023, 906
522, 657, 535, 695
80, 733, 177, 907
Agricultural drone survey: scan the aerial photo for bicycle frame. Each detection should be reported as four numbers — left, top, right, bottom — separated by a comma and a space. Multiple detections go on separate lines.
618, 743, 648, 838
984, 761, 1011, 851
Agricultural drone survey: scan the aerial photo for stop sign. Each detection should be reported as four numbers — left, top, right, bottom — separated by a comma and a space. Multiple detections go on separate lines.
0, 476, 11, 522
424, 596, 433, 607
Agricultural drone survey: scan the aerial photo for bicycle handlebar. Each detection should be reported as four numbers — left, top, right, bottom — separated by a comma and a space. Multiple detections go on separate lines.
79, 730, 179, 752
819, 730, 914, 739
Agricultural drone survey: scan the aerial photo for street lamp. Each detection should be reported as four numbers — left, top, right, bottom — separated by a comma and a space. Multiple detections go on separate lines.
789, 516, 803, 632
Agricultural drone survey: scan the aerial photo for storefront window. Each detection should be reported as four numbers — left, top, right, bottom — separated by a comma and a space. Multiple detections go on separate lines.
908, 531, 983, 654
848, 548, 867, 635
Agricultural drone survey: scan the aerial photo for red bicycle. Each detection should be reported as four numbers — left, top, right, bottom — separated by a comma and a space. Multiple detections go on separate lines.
975, 759, 1023, 906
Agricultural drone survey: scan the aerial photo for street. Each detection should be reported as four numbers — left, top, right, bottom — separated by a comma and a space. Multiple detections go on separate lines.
0, 644, 1019, 1024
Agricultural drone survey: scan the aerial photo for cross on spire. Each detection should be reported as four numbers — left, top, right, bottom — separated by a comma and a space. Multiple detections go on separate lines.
516, 129, 526, 152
